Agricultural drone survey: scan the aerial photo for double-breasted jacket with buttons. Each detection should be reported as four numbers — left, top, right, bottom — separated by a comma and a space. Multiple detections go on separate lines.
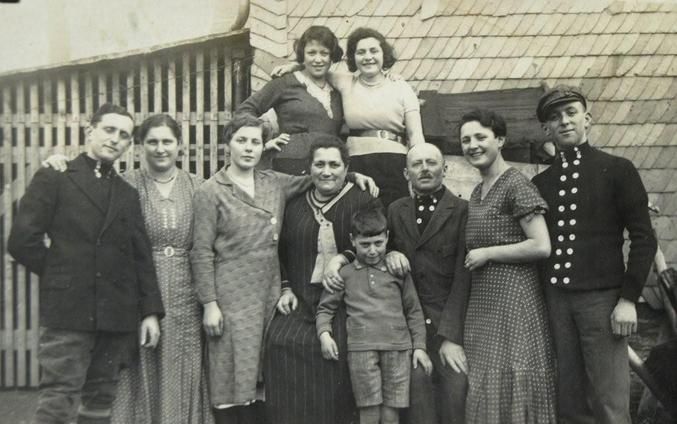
8, 154, 164, 332
532, 142, 657, 301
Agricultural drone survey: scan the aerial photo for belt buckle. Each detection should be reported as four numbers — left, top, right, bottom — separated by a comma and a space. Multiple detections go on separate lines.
377, 129, 388, 140
163, 246, 175, 257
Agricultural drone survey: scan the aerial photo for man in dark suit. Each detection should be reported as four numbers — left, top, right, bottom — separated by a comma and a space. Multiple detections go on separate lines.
323, 143, 470, 424
532, 86, 657, 424
388, 143, 470, 424
9, 103, 164, 424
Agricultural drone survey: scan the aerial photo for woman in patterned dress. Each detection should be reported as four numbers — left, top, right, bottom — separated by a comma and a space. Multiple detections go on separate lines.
42, 114, 213, 424
191, 114, 320, 424
191, 116, 377, 424
111, 114, 213, 424
459, 109, 557, 423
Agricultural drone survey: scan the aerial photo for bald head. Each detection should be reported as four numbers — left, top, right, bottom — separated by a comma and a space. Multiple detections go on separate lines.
407, 143, 444, 165
404, 143, 446, 195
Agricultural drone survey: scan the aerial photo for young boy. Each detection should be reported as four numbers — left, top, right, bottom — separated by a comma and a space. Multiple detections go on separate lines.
316, 207, 432, 424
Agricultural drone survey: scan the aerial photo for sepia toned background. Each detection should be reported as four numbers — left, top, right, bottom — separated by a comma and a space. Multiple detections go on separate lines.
0, 4, 674, 422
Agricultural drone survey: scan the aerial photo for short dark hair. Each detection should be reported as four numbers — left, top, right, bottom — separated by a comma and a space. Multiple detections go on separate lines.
135, 114, 181, 144
223, 114, 270, 145
308, 134, 350, 168
346, 27, 396, 72
351, 207, 388, 238
294, 26, 344, 64
90, 103, 133, 126
458, 109, 507, 138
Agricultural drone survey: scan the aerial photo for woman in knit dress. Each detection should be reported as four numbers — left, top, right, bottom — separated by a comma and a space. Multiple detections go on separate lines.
328, 27, 424, 207
236, 25, 344, 175
459, 109, 557, 423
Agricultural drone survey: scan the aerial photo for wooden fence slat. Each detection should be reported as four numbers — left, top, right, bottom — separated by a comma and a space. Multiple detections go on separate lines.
140, 62, 149, 117
28, 82, 41, 386
29, 82, 40, 176
56, 78, 66, 152
125, 69, 136, 168
112, 71, 120, 106
223, 47, 232, 113
98, 73, 106, 107
154, 60, 162, 113
85, 73, 93, 132
43, 79, 53, 155
70, 73, 80, 151
168, 61, 176, 116
15, 82, 27, 387
209, 47, 219, 175
182, 52, 190, 171
2, 86, 15, 387
196, 52, 204, 177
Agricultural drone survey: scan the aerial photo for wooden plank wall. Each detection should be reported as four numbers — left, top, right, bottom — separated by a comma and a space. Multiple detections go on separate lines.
0, 34, 251, 387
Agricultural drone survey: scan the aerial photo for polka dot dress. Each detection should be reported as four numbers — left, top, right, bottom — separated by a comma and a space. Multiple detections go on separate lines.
464, 168, 557, 423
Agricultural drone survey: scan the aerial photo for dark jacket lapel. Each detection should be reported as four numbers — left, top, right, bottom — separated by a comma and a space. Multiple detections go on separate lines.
394, 196, 421, 243
66, 155, 107, 214
417, 189, 456, 248
99, 174, 126, 237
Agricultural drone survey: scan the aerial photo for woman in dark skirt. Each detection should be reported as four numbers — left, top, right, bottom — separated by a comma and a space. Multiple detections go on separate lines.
264, 135, 381, 424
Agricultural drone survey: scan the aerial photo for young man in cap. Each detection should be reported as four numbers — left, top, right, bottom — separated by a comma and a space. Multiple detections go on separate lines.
532, 86, 657, 424
9, 103, 164, 424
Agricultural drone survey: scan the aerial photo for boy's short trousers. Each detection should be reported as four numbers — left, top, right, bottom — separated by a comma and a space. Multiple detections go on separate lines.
347, 349, 411, 408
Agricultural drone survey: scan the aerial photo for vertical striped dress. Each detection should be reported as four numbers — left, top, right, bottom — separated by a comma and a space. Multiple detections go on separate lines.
264, 185, 380, 424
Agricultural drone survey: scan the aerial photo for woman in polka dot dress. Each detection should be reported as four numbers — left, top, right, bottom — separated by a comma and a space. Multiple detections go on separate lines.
459, 109, 557, 423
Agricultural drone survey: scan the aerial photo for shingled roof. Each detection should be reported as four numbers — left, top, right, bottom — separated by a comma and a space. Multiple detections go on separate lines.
248, 0, 677, 267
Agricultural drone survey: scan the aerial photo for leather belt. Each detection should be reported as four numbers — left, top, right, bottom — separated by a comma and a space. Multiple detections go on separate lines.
349, 129, 404, 144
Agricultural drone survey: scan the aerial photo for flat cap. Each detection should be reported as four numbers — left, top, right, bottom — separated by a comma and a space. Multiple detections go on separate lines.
537, 85, 587, 122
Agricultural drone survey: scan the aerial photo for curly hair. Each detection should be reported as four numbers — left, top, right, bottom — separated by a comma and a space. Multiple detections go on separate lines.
345, 27, 396, 72
294, 26, 344, 64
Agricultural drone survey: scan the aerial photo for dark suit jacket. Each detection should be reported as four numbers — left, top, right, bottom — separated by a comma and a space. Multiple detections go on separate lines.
387, 188, 470, 344
8, 155, 164, 332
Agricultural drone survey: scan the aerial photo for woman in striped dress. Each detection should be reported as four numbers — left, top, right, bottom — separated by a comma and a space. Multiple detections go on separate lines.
264, 135, 381, 424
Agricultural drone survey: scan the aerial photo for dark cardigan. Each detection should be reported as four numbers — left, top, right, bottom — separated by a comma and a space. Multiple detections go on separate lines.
532, 142, 657, 302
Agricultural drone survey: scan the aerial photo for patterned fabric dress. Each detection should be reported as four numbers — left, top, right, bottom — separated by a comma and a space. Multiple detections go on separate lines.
463, 167, 556, 424
191, 168, 312, 406
111, 169, 213, 424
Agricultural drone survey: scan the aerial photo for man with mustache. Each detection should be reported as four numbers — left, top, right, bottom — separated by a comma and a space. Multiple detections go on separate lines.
325, 143, 470, 423
532, 86, 657, 424
9, 103, 164, 424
